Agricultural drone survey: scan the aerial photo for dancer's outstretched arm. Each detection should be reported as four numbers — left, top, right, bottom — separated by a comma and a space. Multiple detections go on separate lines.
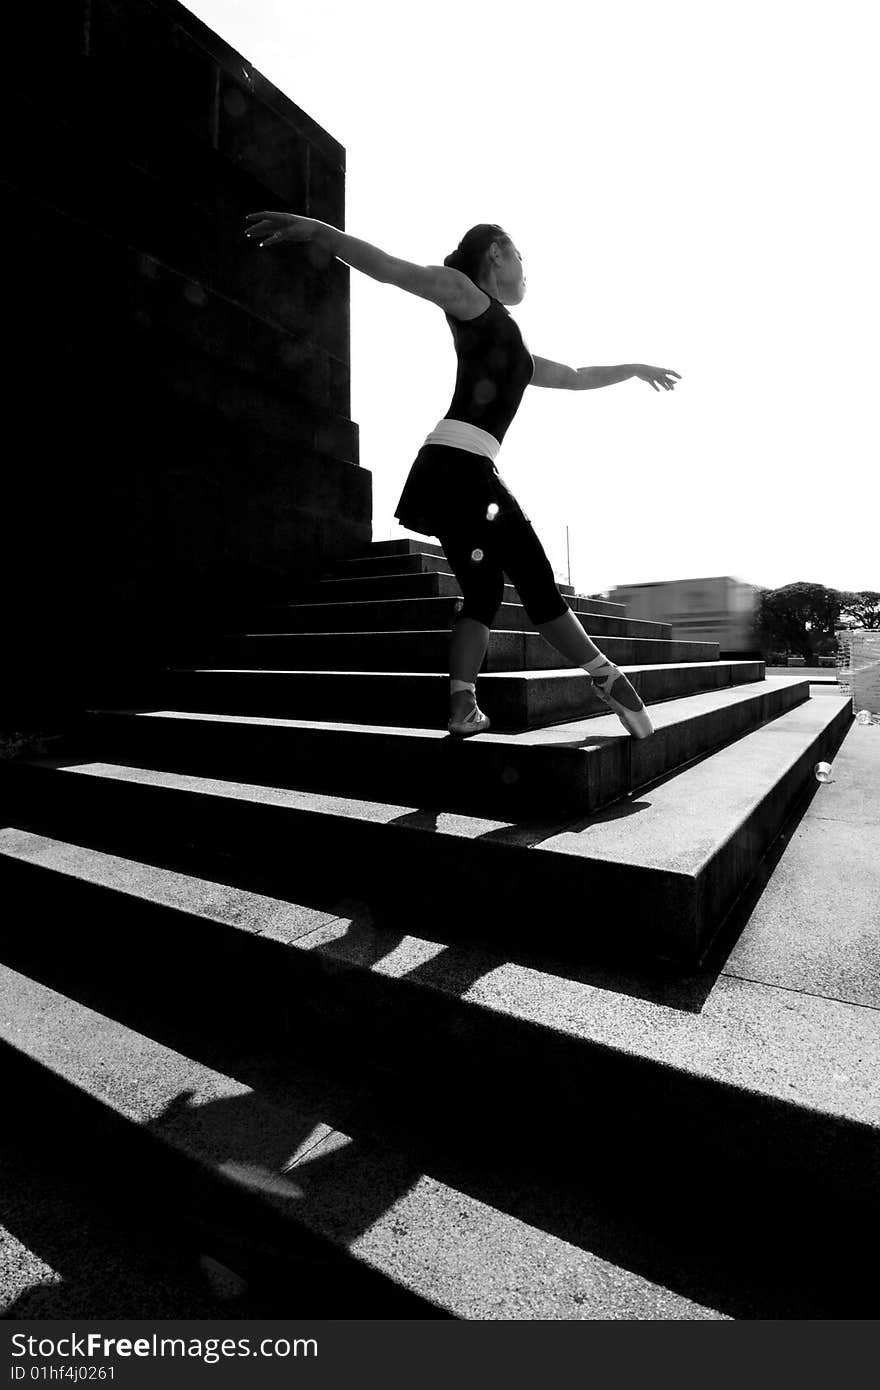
244, 211, 483, 317
531, 356, 681, 392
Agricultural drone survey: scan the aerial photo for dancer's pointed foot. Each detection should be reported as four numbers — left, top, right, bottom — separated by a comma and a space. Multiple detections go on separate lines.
585, 657, 654, 739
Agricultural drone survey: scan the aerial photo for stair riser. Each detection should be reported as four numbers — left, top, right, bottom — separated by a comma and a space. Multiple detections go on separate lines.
0, 1029, 438, 1316
296, 573, 489, 604
326, 551, 575, 596
694, 700, 854, 937
4, 706, 840, 961
361, 538, 448, 559
332, 547, 620, 614
332, 552, 456, 579
159, 663, 764, 732
1, 859, 874, 1206
256, 597, 672, 639
79, 683, 809, 822
4, 765, 680, 957
202, 634, 721, 673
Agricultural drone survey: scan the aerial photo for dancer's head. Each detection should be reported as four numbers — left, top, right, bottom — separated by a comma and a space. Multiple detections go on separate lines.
444, 224, 526, 305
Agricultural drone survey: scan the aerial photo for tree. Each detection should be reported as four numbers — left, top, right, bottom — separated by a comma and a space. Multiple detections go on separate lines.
837, 590, 880, 630
755, 582, 844, 662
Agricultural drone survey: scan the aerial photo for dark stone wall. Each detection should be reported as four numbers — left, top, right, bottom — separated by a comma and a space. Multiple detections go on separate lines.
2, 0, 370, 722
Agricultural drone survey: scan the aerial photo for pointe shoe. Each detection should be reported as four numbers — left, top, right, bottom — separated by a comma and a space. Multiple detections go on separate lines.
447, 704, 491, 737
586, 658, 654, 739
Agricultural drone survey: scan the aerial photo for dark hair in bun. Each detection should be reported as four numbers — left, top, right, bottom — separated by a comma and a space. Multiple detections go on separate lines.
443, 223, 511, 283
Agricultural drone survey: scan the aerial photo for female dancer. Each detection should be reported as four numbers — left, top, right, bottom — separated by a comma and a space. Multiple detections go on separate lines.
244, 213, 680, 739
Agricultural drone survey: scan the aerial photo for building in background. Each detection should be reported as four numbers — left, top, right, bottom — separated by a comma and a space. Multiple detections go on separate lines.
605, 577, 763, 657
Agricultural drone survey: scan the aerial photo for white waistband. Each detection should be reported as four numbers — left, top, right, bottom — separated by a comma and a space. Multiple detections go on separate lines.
422, 418, 501, 462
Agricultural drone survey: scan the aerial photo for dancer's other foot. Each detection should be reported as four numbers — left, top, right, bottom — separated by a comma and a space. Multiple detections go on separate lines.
448, 688, 491, 737
584, 655, 654, 739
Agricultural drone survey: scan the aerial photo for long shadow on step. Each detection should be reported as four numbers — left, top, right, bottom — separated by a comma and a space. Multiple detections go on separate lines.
3, 885, 874, 1320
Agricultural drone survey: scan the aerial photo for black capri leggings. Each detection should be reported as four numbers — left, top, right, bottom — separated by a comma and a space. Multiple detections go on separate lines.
437, 508, 570, 629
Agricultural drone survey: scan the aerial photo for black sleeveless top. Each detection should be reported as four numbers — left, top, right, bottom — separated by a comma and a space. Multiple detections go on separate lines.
442, 291, 534, 442
392, 289, 534, 537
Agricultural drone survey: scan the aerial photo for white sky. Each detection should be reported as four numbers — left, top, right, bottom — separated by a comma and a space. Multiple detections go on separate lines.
185, 0, 878, 596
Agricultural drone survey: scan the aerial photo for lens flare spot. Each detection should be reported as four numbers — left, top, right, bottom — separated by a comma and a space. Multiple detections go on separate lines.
486, 503, 500, 521
183, 283, 207, 307
500, 765, 519, 785
473, 378, 497, 405
471, 549, 484, 563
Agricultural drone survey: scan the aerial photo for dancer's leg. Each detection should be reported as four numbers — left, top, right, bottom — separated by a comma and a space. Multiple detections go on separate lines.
449, 616, 490, 719
535, 609, 603, 664
437, 526, 504, 734
504, 516, 654, 738
537, 610, 650, 716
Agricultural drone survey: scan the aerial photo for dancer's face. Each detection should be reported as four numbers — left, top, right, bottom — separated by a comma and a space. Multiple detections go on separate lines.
488, 239, 527, 305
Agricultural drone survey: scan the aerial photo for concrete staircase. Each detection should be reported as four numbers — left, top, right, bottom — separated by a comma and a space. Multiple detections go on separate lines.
1, 540, 865, 1318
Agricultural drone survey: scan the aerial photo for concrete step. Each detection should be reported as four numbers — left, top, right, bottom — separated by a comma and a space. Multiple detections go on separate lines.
293, 571, 584, 606
156, 660, 763, 732
76, 677, 813, 821
330, 551, 467, 580
344, 545, 625, 615
359, 543, 624, 612
329, 547, 583, 592
3, 693, 850, 963
362, 538, 449, 559
0, 964, 727, 1319
203, 630, 723, 674
323, 550, 575, 595
253, 595, 673, 639
0, 808, 874, 1238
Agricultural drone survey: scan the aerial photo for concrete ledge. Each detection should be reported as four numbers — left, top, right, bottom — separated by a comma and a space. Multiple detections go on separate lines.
328, 551, 577, 591
204, 631, 728, 674
0, 963, 722, 1319
77, 677, 812, 820
257, 595, 672, 638
4, 694, 850, 961
294, 571, 634, 614
1, 789, 875, 1214
157, 660, 765, 731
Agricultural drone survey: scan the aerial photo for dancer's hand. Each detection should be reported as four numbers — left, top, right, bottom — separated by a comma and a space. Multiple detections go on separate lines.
244, 211, 320, 247
633, 365, 681, 392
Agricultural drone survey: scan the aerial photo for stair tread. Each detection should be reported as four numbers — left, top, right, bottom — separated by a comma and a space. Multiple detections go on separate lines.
91, 676, 810, 750
315, 570, 567, 585
170, 660, 747, 683
2, 831, 876, 1133
23, 696, 843, 873
254, 595, 661, 636
269, 596, 631, 614
227, 628, 664, 640
0, 963, 721, 1320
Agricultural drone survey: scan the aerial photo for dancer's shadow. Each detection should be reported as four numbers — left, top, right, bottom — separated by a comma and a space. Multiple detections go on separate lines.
0, 1129, 248, 1320
0, 1075, 440, 1319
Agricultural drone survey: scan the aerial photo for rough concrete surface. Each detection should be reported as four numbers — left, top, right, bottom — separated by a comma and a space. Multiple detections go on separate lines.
725, 719, 880, 1005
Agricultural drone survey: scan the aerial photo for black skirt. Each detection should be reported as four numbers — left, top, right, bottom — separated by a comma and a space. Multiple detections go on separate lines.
393, 443, 529, 539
